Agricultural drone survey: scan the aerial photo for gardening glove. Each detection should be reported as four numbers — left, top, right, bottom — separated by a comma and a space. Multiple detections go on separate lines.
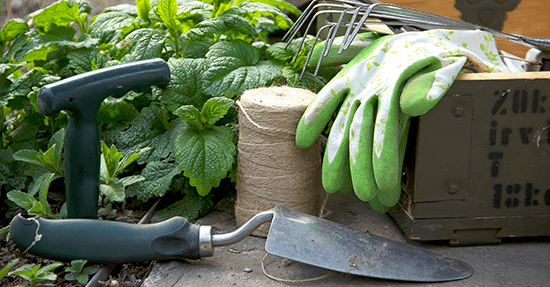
296, 29, 509, 211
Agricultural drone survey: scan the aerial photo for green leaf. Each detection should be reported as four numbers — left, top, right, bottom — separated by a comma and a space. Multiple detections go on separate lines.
70, 0, 92, 14
104, 3, 138, 15
76, 272, 90, 285
89, 12, 138, 37
179, 38, 213, 58
174, 105, 204, 131
136, 0, 151, 22
248, 0, 301, 17
233, 2, 293, 30
8, 264, 35, 282
66, 48, 109, 74
13, 149, 45, 168
97, 97, 138, 125
6, 190, 36, 211
99, 178, 126, 202
157, 0, 181, 31
36, 262, 63, 280
84, 266, 100, 275
216, 12, 257, 37
65, 260, 86, 273
136, 159, 180, 201
265, 42, 294, 62
100, 142, 146, 184
160, 58, 207, 111
186, 17, 226, 40
174, 125, 236, 195
12, 25, 77, 63
100, 141, 122, 182
42, 145, 59, 173
202, 40, 284, 98
137, 126, 174, 164
121, 28, 165, 63
0, 259, 19, 280
0, 18, 29, 46
205, 39, 259, 65
107, 105, 169, 163
65, 272, 78, 281
28, 169, 58, 197
31, 1, 80, 32
120, 175, 145, 187
201, 97, 234, 126
151, 191, 214, 223
0, 149, 31, 190
48, 128, 65, 170
7, 68, 60, 99
282, 66, 327, 92
203, 58, 284, 98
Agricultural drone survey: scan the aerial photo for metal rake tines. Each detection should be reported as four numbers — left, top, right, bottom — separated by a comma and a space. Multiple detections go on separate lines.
283, 0, 385, 77
284, 0, 550, 78
283, 0, 459, 77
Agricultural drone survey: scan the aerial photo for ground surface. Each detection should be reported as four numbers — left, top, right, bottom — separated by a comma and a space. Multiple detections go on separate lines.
143, 191, 550, 287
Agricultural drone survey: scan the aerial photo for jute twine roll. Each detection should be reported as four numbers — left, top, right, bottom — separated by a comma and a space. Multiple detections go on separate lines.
236, 86, 323, 237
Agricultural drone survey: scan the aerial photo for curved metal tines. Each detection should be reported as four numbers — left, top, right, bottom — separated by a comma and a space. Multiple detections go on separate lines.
285, 0, 550, 79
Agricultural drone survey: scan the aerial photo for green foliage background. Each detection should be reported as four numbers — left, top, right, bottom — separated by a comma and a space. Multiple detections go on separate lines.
0, 0, 328, 221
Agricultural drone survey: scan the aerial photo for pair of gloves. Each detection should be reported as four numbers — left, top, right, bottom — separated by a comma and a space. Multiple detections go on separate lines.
296, 29, 510, 213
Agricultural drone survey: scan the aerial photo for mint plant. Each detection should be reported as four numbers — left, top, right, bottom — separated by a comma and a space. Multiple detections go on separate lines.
63, 260, 100, 285
6, 129, 66, 218
0, 259, 19, 281
8, 262, 63, 287
1, 0, 326, 221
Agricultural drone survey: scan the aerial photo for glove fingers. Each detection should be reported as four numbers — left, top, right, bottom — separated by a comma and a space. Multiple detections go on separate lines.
296, 82, 350, 149
372, 95, 400, 192
377, 115, 411, 206
321, 95, 357, 193
368, 195, 391, 214
349, 96, 378, 201
338, 161, 354, 195
400, 56, 466, 116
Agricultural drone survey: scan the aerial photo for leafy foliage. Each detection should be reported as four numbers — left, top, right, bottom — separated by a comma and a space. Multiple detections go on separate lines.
0, 0, 326, 220
63, 260, 100, 285
0, 259, 18, 280
8, 262, 63, 287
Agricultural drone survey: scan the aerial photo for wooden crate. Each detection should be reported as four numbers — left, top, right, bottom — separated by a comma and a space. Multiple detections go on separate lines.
390, 72, 550, 245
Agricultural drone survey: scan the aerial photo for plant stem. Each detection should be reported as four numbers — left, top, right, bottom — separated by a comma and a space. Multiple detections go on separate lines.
181, 39, 191, 58
0, 107, 5, 150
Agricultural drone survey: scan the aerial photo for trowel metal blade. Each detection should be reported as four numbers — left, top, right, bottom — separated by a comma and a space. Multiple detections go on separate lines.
265, 206, 473, 282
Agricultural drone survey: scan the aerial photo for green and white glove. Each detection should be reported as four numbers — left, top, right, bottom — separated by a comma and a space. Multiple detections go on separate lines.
296, 29, 509, 212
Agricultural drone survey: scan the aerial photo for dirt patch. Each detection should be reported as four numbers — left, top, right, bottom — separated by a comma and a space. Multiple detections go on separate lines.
347, 254, 364, 271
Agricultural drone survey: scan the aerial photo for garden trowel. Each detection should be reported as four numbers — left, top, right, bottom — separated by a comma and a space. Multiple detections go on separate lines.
10, 205, 473, 282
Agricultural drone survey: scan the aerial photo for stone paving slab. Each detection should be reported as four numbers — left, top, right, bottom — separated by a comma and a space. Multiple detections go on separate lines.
143, 192, 550, 287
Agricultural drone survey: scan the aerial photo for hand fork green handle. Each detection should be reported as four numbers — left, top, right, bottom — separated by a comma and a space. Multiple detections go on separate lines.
37, 59, 170, 218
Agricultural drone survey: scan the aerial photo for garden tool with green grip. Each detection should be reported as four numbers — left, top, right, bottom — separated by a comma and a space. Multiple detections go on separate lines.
9, 58, 475, 282
296, 29, 510, 212
36, 58, 171, 219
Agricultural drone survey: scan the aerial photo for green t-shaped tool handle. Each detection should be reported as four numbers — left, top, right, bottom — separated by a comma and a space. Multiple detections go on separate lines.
37, 59, 170, 218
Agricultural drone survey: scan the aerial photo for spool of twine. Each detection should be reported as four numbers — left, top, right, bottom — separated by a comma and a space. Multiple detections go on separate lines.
235, 86, 323, 237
